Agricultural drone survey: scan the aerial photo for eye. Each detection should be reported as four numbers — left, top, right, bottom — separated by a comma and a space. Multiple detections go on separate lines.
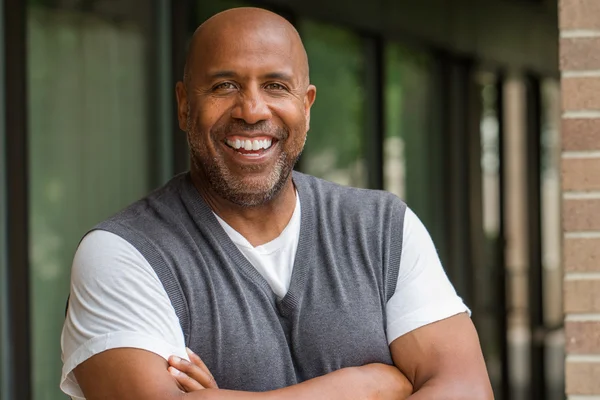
264, 82, 287, 91
213, 82, 237, 91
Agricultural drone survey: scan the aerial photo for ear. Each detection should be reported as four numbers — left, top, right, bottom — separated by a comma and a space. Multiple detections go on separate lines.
304, 84, 317, 132
175, 81, 188, 132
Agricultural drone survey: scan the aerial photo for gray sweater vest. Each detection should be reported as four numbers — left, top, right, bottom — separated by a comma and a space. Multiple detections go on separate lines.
95, 171, 406, 391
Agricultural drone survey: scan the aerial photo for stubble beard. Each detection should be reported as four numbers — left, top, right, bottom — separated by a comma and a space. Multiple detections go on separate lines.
187, 118, 303, 208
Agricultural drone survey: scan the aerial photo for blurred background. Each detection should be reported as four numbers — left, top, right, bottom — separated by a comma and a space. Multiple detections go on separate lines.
0, 0, 563, 399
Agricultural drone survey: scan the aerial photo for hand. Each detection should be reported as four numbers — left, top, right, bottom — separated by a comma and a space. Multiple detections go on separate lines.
168, 347, 219, 392
360, 363, 413, 400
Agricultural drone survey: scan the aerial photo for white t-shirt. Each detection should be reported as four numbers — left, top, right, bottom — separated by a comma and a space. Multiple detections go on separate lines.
60, 195, 468, 399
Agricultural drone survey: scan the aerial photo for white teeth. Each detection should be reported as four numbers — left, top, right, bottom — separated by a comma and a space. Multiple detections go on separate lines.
226, 138, 275, 151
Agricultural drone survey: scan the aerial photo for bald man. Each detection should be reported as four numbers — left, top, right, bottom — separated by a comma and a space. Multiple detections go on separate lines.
61, 7, 493, 400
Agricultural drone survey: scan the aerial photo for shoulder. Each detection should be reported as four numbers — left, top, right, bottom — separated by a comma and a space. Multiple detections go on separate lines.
72, 229, 157, 285
90, 174, 191, 249
402, 207, 428, 241
99, 174, 186, 224
293, 171, 406, 212
63, 230, 187, 398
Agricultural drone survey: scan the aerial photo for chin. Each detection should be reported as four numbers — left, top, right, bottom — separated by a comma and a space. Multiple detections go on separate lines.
223, 175, 287, 206
233, 180, 278, 198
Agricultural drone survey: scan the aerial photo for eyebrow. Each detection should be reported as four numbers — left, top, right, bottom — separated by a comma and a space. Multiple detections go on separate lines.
207, 70, 238, 80
206, 70, 295, 82
261, 72, 294, 82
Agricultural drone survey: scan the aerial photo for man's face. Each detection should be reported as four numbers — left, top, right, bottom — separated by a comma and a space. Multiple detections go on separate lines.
177, 23, 316, 207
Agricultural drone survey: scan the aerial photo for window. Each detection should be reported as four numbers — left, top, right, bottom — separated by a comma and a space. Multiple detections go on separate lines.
540, 78, 564, 400
477, 71, 504, 398
299, 20, 367, 187
384, 43, 434, 200
27, 1, 163, 398
384, 41, 447, 256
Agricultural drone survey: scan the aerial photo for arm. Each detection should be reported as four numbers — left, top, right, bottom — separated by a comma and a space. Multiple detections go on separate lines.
390, 313, 493, 399
384, 208, 493, 399
64, 232, 412, 400
74, 347, 412, 400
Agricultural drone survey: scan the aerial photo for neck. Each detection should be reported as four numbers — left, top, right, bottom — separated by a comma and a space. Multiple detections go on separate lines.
190, 171, 297, 247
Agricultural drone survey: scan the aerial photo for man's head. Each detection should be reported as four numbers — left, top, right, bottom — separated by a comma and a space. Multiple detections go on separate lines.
176, 7, 317, 207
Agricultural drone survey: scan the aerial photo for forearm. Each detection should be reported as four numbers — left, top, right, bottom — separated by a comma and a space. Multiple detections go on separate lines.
184, 365, 410, 400
406, 378, 493, 400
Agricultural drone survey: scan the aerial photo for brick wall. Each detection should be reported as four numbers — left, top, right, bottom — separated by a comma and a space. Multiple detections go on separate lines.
560, 0, 600, 397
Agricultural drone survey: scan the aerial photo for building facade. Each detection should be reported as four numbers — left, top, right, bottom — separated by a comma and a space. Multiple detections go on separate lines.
0, 0, 589, 399
560, 0, 600, 398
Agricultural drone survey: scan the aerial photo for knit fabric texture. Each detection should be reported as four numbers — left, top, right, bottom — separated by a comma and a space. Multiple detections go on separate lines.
95, 171, 406, 391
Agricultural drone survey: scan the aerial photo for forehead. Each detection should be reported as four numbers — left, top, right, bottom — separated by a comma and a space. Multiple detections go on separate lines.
194, 24, 299, 79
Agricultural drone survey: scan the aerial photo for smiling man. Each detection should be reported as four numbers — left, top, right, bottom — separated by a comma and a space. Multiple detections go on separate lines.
60, 7, 493, 400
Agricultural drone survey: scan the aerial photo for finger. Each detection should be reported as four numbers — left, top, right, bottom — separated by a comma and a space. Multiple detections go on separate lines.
186, 347, 217, 383
169, 367, 189, 392
169, 367, 205, 392
169, 356, 218, 389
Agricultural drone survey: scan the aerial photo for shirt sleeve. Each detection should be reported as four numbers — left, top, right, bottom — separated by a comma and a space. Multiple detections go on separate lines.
60, 230, 189, 399
385, 207, 470, 344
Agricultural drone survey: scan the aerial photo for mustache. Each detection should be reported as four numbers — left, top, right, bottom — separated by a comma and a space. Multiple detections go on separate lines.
212, 120, 288, 140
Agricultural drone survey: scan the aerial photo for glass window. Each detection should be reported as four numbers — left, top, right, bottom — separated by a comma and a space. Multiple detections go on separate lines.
384, 48, 406, 199
299, 20, 367, 187
480, 76, 501, 240
540, 78, 562, 328
384, 42, 448, 254
384, 43, 434, 201
476, 71, 504, 398
27, 1, 160, 398
540, 78, 564, 400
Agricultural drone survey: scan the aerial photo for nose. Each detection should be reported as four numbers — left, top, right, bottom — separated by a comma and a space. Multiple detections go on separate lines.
231, 86, 272, 125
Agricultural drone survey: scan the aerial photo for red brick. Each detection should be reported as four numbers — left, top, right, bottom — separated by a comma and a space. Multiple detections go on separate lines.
560, 0, 600, 30
561, 38, 600, 71
566, 321, 600, 353
563, 199, 600, 231
562, 119, 600, 151
565, 280, 600, 313
562, 158, 600, 191
562, 77, 600, 111
566, 361, 600, 395
565, 237, 600, 272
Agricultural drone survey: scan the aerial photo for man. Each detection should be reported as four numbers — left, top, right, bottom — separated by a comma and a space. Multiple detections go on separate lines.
61, 7, 493, 400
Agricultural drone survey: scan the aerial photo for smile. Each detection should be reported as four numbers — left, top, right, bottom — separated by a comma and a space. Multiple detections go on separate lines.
224, 137, 276, 157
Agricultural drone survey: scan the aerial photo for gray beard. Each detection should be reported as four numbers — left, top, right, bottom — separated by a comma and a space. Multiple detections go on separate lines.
191, 145, 298, 208
187, 126, 301, 208
186, 106, 304, 207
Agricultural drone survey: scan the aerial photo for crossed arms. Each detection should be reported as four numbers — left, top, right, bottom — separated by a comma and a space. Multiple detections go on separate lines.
73, 312, 493, 400
66, 211, 493, 399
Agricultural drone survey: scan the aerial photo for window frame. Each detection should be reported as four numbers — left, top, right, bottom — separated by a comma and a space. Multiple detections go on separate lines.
3, 0, 32, 398
0, 0, 9, 396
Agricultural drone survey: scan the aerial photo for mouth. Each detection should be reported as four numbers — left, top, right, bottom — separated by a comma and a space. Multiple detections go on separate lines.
223, 136, 278, 158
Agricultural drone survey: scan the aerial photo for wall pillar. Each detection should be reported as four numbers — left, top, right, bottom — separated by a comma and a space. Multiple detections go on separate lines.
559, 0, 600, 397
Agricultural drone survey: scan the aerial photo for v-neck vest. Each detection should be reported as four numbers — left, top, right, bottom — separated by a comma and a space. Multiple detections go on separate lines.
95, 171, 406, 391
